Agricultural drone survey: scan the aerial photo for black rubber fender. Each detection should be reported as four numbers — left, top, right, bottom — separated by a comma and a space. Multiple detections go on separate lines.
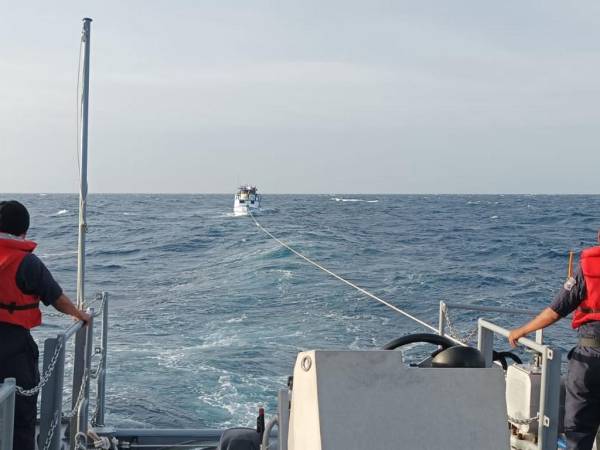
493, 351, 523, 371
382, 333, 456, 350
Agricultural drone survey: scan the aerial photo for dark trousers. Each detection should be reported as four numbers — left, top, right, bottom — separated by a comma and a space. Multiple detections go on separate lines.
565, 346, 600, 450
0, 322, 39, 450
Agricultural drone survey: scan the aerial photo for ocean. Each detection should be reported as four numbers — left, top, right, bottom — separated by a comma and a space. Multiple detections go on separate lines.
6, 193, 600, 429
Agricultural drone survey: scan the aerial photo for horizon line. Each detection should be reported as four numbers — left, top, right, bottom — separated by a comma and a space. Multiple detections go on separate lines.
2, 192, 600, 196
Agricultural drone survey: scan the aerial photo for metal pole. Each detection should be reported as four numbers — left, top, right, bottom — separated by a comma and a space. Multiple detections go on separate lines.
535, 329, 544, 345
95, 293, 109, 426
537, 347, 561, 450
70, 311, 93, 449
438, 301, 447, 336
277, 389, 290, 450
477, 319, 495, 367
79, 311, 95, 437
71, 324, 86, 449
39, 336, 66, 450
76, 17, 92, 308
478, 319, 547, 354
443, 302, 538, 316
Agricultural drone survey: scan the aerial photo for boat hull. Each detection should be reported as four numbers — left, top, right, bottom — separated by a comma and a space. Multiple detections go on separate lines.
233, 188, 261, 216
233, 201, 260, 216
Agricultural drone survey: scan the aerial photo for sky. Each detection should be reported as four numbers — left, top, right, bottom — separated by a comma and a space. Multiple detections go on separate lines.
1, 1, 600, 194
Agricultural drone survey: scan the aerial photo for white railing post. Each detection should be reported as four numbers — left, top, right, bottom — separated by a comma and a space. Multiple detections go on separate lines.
39, 336, 66, 450
70, 311, 94, 449
94, 292, 109, 427
438, 301, 447, 336
477, 319, 495, 367
537, 347, 561, 450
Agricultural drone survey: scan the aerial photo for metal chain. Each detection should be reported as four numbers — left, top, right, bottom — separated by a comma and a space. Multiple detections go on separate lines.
442, 308, 478, 344
90, 293, 107, 318
91, 401, 99, 427
63, 368, 90, 419
16, 337, 64, 396
508, 412, 540, 425
74, 431, 88, 450
41, 410, 61, 450
90, 347, 106, 426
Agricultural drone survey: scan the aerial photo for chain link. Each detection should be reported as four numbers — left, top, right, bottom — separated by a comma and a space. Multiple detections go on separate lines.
16, 337, 64, 396
63, 368, 90, 419
41, 410, 61, 450
36, 370, 91, 450
508, 412, 540, 425
16, 294, 105, 448
90, 293, 107, 318
91, 402, 99, 427
90, 347, 106, 426
74, 431, 89, 450
442, 308, 478, 344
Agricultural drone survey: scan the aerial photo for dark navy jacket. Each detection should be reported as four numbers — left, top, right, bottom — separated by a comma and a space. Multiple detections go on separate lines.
550, 266, 600, 337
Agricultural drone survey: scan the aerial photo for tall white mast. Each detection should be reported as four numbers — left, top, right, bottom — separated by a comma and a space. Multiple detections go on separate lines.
77, 18, 92, 308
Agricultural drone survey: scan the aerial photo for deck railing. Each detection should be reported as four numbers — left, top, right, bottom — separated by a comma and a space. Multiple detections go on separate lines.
478, 319, 562, 450
36, 291, 108, 450
438, 300, 543, 344
437, 301, 561, 450
34, 291, 227, 450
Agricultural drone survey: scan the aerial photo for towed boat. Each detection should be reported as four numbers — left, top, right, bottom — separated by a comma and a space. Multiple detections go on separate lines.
233, 185, 261, 216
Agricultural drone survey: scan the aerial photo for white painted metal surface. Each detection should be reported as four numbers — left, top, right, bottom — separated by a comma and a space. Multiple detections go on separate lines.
278, 389, 290, 450
288, 350, 509, 450
76, 18, 92, 308
233, 185, 261, 216
506, 365, 542, 434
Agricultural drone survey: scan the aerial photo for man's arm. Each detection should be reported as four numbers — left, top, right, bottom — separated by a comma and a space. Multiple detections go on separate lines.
508, 307, 561, 347
508, 266, 586, 347
16, 254, 90, 323
53, 294, 91, 323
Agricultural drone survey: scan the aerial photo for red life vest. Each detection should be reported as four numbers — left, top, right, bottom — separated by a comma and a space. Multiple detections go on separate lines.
572, 246, 600, 329
0, 237, 41, 329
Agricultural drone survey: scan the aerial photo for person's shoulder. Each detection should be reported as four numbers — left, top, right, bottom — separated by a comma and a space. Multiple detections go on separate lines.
21, 252, 44, 267
19, 252, 51, 276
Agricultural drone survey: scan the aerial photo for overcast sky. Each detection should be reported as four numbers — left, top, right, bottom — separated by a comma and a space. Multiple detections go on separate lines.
1, 1, 600, 194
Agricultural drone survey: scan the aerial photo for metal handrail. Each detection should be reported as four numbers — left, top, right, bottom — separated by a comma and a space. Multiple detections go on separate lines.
38, 312, 90, 450
443, 302, 538, 316
93, 291, 109, 427
437, 301, 562, 450
439, 301, 545, 345
38, 291, 109, 450
478, 319, 561, 450
0, 378, 16, 450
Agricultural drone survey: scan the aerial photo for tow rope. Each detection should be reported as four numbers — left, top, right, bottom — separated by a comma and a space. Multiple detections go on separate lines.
248, 212, 438, 333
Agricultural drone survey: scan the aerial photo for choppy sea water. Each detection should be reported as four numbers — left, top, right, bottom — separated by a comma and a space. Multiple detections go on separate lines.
4, 194, 600, 429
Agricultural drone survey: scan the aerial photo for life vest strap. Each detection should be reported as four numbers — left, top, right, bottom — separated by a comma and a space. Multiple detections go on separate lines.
0, 301, 40, 314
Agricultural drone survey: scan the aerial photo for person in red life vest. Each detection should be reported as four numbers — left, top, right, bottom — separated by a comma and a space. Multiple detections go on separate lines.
508, 230, 600, 450
0, 200, 90, 450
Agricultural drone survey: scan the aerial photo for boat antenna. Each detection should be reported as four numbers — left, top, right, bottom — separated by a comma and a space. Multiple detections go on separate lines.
76, 18, 92, 308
